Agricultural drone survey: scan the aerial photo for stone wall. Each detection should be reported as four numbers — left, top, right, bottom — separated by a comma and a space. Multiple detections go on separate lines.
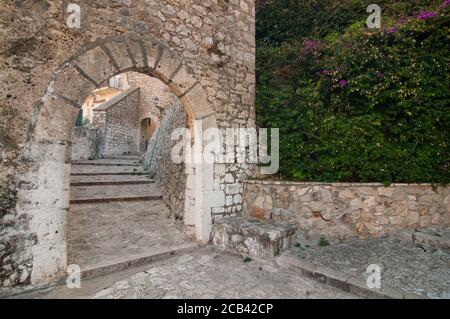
71, 127, 98, 161
243, 180, 450, 242
94, 87, 140, 157
126, 72, 177, 122
0, 0, 255, 290
143, 100, 187, 221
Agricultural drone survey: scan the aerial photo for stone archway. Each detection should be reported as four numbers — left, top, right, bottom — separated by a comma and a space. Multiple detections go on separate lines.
22, 33, 223, 285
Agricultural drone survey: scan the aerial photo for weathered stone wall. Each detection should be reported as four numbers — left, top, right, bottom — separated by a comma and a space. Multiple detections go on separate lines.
144, 100, 187, 221
243, 181, 450, 242
0, 0, 255, 291
126, 72, 177, 121
94, 87, 140, 157
103, 88, 140, 157
71, 127, 98, 161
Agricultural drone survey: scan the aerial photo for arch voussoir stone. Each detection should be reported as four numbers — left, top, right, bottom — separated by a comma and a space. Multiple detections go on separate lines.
103, 38, 135, 71
74, 45, 118, 86
52, 63, 98, 107
180, 83, 216, 120
153, 47, 183, 86
124, 34, 148, 69
140, 36, 166, 70
169, 64, 199, 96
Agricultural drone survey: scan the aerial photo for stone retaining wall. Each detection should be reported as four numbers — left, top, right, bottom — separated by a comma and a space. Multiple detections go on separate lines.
144, 100, 187, 221
242, 180, 450, 242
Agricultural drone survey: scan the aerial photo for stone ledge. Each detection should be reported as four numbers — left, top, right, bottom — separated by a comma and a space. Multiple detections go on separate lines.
244, 179, 438, 188
275, 255, 426, 299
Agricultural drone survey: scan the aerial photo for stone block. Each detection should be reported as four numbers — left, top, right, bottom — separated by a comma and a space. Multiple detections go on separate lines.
154, 48, 182, 84
103, 39, 135, 71
213, 216, 297, 258
52, 64, 97, 106
378, 187, 394, 197
75, 45, 117, 85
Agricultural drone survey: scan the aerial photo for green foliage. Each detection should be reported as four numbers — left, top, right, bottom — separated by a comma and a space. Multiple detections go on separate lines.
256, 0, 450, 184
243, 256, 253, 263
319, 236, 330, 247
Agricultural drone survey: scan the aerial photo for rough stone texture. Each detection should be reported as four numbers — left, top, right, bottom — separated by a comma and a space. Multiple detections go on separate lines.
94, 88, 140, 157
71, 127, 98, 161
283, 235, 450, 299
70, 174, 153, 186
13, 247, 358, 299
243, 181, 450, 242
71, 164, 145, 175
0, 0, 255, 291
70, 184, 161, 202
143, 100, 187, 220
88, 248, 357, 299
412, 227, 450, 250
126, 71, 177, 122
68, 200, 187, 270
213, 216, 297, 258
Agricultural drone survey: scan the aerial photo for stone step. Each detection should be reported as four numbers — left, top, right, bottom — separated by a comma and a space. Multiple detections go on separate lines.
212, 216, 297, 259
412, 228, 450, 250
103, 155, 140, 160
71, 172, 148, 176
72, 159, 141, 166
72, 162, 141, 167
70, 184, 162, 204
71, 165, 146, 176
78, 243, 198, 280
70, 175, 155, 186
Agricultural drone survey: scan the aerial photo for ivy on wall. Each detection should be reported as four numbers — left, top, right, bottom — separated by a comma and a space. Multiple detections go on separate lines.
256, 0, 450, 184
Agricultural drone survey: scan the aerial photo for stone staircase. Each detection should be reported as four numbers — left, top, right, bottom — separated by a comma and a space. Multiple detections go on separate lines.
68, 156, 196, 279
70, 157, 161, 204
213, 216, 297, 259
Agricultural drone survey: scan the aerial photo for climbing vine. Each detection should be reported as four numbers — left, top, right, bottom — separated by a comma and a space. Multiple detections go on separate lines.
256, 0, 450, 184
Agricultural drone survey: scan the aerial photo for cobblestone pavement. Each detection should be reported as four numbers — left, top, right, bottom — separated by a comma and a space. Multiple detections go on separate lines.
68, 200, 187, 268
90, 248, 358, 299
284, 236, 450, 299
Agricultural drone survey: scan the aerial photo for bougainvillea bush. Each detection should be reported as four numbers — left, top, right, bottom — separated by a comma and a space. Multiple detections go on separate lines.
256, 0, 450, 184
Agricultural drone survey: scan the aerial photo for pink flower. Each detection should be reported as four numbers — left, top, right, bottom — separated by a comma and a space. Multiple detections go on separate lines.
376, 71, 384, 78
416, 11, 438, 20
387, 27, 397, 34
338, 80, 348, 88
302, 39, 321, 53
442, 0, 450, 8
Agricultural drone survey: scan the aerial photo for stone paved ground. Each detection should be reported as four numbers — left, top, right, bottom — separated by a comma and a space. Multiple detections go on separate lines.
89, 248, 358, 299
283, 235, 450, 299
68, 200, 187, 269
